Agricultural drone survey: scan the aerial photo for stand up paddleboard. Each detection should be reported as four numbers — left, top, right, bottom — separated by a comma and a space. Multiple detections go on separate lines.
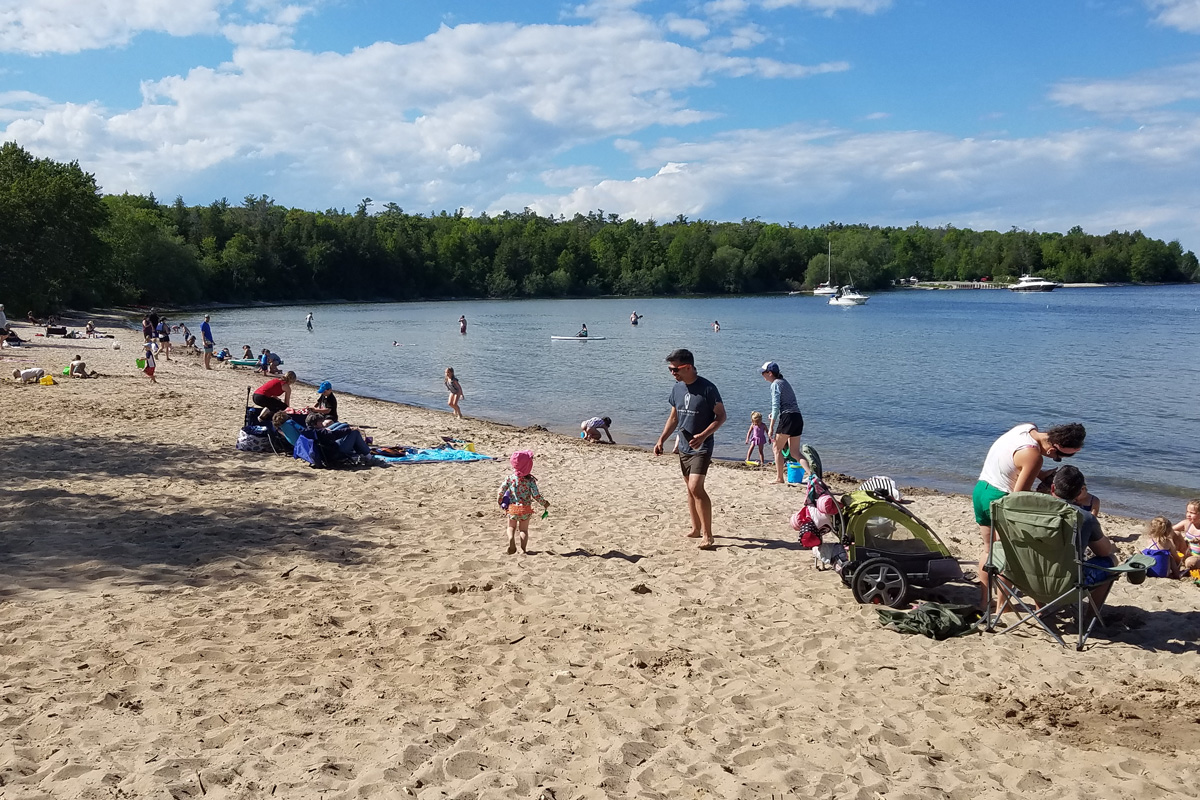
550, 336, 606, 340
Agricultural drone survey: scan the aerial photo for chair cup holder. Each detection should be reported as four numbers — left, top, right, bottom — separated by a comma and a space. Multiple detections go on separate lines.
1126, 567, 1147, 585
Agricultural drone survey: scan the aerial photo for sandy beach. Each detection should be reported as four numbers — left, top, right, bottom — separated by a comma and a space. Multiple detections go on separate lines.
3, 319, 1199, 799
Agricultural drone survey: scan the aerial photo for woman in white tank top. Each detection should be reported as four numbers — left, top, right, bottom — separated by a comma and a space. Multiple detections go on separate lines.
972, 422, 1087, 606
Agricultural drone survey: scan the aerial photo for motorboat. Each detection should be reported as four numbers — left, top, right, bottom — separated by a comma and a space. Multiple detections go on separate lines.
829, 286, 869, 306
1009, 274, 1061, 292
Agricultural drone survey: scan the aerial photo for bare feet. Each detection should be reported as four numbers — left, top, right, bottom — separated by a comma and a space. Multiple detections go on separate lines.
506, 541, 517, 555
771, 479, 785, 484
686, 530, 702, 538
698, 537, 715, 550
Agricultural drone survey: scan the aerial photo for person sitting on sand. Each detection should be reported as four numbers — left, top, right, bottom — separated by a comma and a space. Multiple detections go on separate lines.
253, 371, 296, 422
581, 416, 614, 443
1173, 498, 1200, 575
68, 355, 96, 378
85, 320, 95, 336
313, 381, 338, 423
214, 347, 232, 362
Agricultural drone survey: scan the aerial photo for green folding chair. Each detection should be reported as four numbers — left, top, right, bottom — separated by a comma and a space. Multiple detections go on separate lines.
982, 491, 1151, 650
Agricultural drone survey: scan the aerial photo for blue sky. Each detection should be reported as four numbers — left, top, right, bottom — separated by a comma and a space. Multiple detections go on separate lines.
5, 0, 1200, 247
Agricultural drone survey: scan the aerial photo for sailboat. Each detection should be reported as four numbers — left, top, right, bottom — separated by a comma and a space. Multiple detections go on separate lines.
814, 239, 837, 296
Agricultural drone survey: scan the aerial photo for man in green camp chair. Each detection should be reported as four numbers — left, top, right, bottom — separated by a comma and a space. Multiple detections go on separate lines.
1049, 465, 1118, 610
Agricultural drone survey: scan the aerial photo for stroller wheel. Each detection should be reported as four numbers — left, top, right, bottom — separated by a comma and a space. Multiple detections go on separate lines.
850, 557, 909, 608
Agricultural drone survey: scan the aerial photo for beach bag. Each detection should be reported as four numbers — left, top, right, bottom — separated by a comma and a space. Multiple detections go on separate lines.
38, 375, 56, 386
236, 427, 271, 453
1141, 546, 1172, 578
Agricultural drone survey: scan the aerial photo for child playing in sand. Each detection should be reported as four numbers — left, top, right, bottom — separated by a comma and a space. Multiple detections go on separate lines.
445, 367, 464, 418
1173, 499, 1200, 575
497, 450, 550, 555
745, 411, 768, 464
1142, 516, 1183, 579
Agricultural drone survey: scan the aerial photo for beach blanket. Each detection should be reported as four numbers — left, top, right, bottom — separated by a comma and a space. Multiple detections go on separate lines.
374, 447, 493, 464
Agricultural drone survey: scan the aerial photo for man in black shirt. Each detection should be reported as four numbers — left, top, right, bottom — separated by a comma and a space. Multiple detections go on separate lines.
654, 348, 726, 549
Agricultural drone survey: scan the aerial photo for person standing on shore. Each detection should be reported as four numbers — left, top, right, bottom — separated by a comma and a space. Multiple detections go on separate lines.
306, 312, 314, 332
760, 361, 809, 483
459, 315, 467, 334
445, 367, 464, 418
654, 348, 726, 549
200, 314, 214, 370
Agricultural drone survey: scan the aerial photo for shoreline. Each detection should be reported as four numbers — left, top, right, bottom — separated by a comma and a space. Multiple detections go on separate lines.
4, 318, 1199, 798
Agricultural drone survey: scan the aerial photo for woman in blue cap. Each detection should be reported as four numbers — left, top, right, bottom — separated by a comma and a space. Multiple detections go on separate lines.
760, 361, 808, 484
313, 381, 338, 422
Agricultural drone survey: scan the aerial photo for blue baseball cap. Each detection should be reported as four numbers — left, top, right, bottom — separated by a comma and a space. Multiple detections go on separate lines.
760, 361, 779, 374
318, 381, 332, 393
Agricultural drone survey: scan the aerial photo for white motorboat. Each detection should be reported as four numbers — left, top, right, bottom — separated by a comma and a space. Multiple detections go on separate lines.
1009, 274, 1061, 292
829, 286, 869, 306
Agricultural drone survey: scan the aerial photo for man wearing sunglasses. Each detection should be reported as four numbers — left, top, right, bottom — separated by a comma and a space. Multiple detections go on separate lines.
654, 349, 726, 549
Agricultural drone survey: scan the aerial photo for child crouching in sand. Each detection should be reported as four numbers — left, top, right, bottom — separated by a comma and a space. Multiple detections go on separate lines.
497, 449, 549, 555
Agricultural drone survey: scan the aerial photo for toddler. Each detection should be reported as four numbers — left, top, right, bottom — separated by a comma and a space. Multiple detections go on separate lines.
745, 410, 768, 464
141, 341, 157, 383
445, 367, 464, 418
1142, 516, 1183, 579
497, 450, 550, 555
1173, 498, 1200, 575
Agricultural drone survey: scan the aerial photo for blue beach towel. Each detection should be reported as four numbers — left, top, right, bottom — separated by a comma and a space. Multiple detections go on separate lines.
376, 447, 494, 464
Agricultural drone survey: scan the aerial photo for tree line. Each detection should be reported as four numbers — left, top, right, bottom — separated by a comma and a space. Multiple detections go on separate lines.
3, 141, 1197, 313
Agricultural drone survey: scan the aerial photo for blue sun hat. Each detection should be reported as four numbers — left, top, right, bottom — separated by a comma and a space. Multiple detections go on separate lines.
318, 381, 332, 393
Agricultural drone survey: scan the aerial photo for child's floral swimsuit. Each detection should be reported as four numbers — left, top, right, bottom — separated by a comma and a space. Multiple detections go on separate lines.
499, 475, 545, 521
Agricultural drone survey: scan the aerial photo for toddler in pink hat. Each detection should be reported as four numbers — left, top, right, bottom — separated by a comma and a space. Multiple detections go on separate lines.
497, 449, 550, 554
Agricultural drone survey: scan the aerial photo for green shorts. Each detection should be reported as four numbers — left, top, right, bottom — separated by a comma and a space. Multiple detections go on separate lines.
972, 480, 1007, 526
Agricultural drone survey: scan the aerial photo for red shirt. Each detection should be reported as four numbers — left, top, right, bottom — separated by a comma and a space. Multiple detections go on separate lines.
256, 378, 286, 397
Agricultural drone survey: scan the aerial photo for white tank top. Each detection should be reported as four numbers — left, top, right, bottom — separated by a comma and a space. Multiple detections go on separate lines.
978, 423, 1038, 492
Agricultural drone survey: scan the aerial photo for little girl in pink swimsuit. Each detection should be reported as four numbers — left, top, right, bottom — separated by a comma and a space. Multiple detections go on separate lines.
497, 450, 550, 555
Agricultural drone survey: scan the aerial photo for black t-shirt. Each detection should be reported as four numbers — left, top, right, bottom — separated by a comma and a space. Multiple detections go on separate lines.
669, 375, 723, 455
317, 392, 338, 422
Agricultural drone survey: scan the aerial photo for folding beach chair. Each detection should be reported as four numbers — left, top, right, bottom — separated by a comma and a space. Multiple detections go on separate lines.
982, 491, 1150, 650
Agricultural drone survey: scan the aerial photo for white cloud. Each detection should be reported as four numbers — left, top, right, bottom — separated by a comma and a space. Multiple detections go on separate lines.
1049, 60, 1200, 118
0, 0, 227, 54
503, 121, 1200, 244
864, 111, 889, 120
0, 0, 318, 54
1145, 0, 1200, 32
2, 13, 833, 204
664, 17, 710, 38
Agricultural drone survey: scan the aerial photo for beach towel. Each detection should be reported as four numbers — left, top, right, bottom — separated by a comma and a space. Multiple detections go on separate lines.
374, 447, 493, 464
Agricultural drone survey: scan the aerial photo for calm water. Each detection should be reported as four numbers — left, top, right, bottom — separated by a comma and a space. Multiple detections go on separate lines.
207, 286, 1200, 519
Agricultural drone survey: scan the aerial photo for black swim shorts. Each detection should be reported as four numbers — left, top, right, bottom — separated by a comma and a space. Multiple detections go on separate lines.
679, 452, 712, 477
775, 411, 804, 437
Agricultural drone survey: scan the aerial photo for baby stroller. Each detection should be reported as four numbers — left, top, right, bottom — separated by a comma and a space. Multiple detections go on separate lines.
835, 489, 963, 608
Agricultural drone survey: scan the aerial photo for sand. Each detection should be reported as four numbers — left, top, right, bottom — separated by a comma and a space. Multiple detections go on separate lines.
2, 318, 1198, 799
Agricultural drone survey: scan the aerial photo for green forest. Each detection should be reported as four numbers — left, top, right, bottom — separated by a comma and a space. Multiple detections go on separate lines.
4, 141, 1198, 313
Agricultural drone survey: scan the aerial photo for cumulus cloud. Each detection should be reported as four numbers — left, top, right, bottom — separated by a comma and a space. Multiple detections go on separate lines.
503, 121, 1200, 243
760, 0, 892, 14
1145, 0, 1200, 32
2, 13, 836, 204
0, 0, 317, 54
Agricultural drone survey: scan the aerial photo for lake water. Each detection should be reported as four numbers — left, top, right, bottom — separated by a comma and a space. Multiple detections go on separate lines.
207, 286, 1200, 519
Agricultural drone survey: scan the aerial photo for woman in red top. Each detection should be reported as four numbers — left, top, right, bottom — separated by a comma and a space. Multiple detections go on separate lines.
253, 371, 296, 422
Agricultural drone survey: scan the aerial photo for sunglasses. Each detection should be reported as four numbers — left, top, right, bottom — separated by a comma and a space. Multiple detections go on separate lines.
667, 365, 691, 374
